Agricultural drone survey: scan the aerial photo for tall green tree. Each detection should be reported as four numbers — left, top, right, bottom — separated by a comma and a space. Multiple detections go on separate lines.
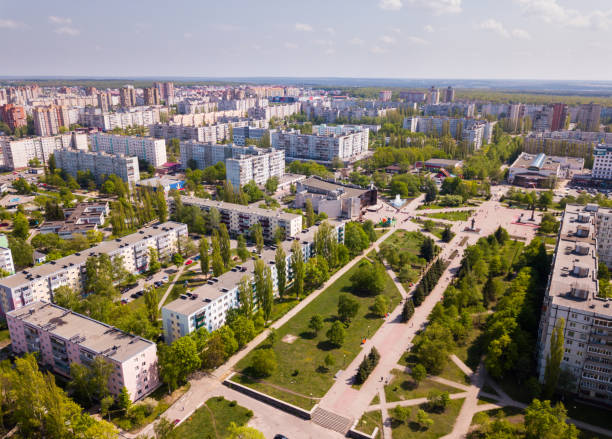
199, 236, 210, 275
524, 399, 578, 439
12, 212, 29, 240
237, 234, 249, 261
211, 233, 224, 277
275, 245, 287, 298
262, 266, 274, 321
219, 223, 231, 268
291, 240, 304, 298
238, 275, 253, 316
251, 223, 264, 254
543, 318, 565, 399
305, 198, 315, 227
143, 286, 158, 323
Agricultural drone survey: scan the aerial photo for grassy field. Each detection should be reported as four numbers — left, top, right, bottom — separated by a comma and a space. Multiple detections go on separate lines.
383, 229, 425, 257
269, 297, 300, 322
356, 410, 383, 437
390, 398, 464, 439
169, 396, 252, 439
385, 369, 463, 403
235, 258, 402, 400
424, 210, 474, 222
229, 374, 318, 410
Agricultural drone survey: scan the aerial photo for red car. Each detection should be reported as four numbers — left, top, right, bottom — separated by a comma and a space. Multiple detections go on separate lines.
185, 259, 193, 265
173, 419, 180, 426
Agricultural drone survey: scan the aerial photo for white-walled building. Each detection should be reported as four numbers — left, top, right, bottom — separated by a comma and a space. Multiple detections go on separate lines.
55, 149, 140, 184
90, 133, 167, 168
0, 222, 187, 315
0, 133, 87, 169
592, 145, 612, 180
225, 149, 284, 188
0, 234, 15, 275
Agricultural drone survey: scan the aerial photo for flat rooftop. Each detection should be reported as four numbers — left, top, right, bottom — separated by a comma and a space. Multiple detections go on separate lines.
424, 158, 462, 167
163, 221, 343, 316
299, 177, 368, 199
510, 153, 583, 171
8, 301, 154, 362
180, 196, 301, 222
0, 221, 185, 289
547, 204, 611, 314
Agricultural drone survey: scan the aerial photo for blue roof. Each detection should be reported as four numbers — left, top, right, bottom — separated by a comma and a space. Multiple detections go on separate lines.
528, 153, 546, 171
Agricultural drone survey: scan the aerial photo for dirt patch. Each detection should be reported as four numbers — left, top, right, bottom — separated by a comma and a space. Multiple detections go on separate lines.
282, 334, 298, 344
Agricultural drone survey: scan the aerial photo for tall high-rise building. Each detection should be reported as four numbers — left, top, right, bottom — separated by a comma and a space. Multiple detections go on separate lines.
120, 85, 137, 108
577, 103, 601, 132
144, 87, 161, 105
379, 90, 392, 102
97, 91, 112, 112
550, 103, 568, 131
443, 86, 455, 103
155, 82, 175, 105
428, 86, 440, 105
508, 103, 524, 132
32, 105, 70, 136
0, 104, 27, 131
86, 86, 97, 96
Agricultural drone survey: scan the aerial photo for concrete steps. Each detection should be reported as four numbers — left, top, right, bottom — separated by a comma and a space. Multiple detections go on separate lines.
311, 407, 353, 435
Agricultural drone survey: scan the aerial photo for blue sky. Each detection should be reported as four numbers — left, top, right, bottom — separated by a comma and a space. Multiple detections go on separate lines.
1, 0, 611, 80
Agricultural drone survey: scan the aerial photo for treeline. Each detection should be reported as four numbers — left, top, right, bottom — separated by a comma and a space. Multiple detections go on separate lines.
461, 133, 522, 181
109, 185, 167, 236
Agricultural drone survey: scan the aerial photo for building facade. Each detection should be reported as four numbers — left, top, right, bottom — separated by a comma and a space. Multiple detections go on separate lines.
33, 105, 70, 136
0, 104, 26, 131
90, 133, 167, 168
0, 133, 87, 170
0, 222, 187, 315
7, 301, 159, 402
0, 234, 15, 275
592, 145, 612, 180
55, 149, 140, 184
225, 149, 284, 189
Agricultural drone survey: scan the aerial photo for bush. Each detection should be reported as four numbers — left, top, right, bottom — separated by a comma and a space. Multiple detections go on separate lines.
250, 349, 277, 377
326, 321, 345, 347
372, 294, 390, 317
354, 347, 380, 385
427, 390, 450, 413
402, 299, 415, 322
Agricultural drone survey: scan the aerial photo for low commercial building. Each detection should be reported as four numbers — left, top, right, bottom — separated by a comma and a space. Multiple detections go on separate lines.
0, 222, 188, 315
55, 149, 140, 184
137, 176, 185, 193
420, 158, 463, 172
0, 133, 87, 170
508, 152, 584, 187
173, 196, 302, 240
90, 133, 167, 168
270, 125, 369, 163
293, 176, 377, 219
536, 204, 612, 406
39, 203, 110, 239
7, 301, 158, 401
162, 221, 345, 342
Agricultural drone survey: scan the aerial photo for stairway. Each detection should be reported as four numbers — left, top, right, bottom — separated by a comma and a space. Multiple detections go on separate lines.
311, 407, 353, 435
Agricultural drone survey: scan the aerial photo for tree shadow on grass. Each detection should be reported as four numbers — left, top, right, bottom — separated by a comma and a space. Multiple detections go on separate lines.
400, 379, 417, 391
299, 331, 316, 340
316, 340, 339, 351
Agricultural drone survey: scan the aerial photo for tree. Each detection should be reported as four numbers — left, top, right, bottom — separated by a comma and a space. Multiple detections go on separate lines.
237, 235, 250, 262
305, 198, 315, 227
100, 395, 114, 421
441, 226, 454, 243
250, 349, 277, 377
344, 222, 370, 256
9, 237, 33, 269
251, 223, 264, 254
402, 298, 415, 322
143, 286, 159, 323
265, 176, 279, 194
494, 226, 509, 245
424, 178, 438, 203
419, 237, 436, 262
227, 422, 266, 439
350, 261, 386, 296
219, 223, 231, 268
154, 417, 174, 439
416, 409, 434, 430
229, 315, 256, 348
291, 240, 304, 298
211, 235, 225, 277
338, 294, 360, 324
159, 336, 200, 391
309, 314, 324, 335
324, 354, 335, 371
305, 255, 330, 291
427, 390, 450, 413
411, 364, 427, 385
392, 405, 411, 424
372, 294, 390, 317
524, 399, 578, 439
262, 266, 274, 321
238, 276, 253, 316
12, 212, 29, 240
275, 245, 287, 298
482, 276, 504, 307
326, 321, 345, 347
118, 386, 131, 414
148, 247, 161, 274
200, 236, 210, 275
543, 318, 565, 399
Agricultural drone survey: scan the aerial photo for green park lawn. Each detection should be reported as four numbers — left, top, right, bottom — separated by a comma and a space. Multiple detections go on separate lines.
356, 410, 383, 437
383, 229, 425, 258
390, 398, 464, 439
169, 396, 252, 439
234, 258, 402, 403
385, 369, 463, 403
424, 210, 474, 222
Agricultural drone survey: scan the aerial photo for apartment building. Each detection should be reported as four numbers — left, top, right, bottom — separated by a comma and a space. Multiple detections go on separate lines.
403, 116, 491, 150
443, 86, 455, 103
149, 120, 268, 144
270, 125, 369, 163
39, 202, 110, 239
55, 149, 140, 184
173, 196, 302, 240
427, 86, 440, 105
161, 221, 344, 342
226, 149, 284, 188
0, 221, 188, 315
90, 133, 167, 168
0, 104, 26, 131
144, 87, 161, 106
576, 104, 602, 132
120, 86, 137, 108
97, 91, 112, 112
537, 204, 612, 405
379, 90, 392, 102
0, 133, 87, 170
7, 301, 158, 401
232, 126, 267, 146
0, 234, 15, 275
154, 82, 175, 105
247, 102, 300, 120
33, 105, 70, 136
398, 91, 427, 102
79, 107, 168, 131
591, 145, 612, 180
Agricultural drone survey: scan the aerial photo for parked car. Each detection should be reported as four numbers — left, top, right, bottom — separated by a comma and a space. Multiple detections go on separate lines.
121, 299, 128, 305
185, 259, 193, 265
136, 291, 144, 297
130, 293, 139, 299
274, 435, 289, 439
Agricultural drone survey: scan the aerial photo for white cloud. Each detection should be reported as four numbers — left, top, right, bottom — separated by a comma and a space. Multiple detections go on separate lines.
380, 35, 396, 44
349, 37, 365, 45
370, 45, 388, 54
284, 42, 298, 49
379, 0, 402, 10
295, 22, 313, 32
48, 16, 72, 25
409, 0, 461, 15
511, 28, 531, 39
477, 18, 509, 37
407, 36, 428, 44
424, 24, 434, 32
515, 0, 612, 29
54, 26, 79, 36
0, 19, 25, 29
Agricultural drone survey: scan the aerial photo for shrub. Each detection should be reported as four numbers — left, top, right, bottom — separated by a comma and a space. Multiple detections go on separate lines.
354, 347, 380, 385
250, 349, 277, 377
